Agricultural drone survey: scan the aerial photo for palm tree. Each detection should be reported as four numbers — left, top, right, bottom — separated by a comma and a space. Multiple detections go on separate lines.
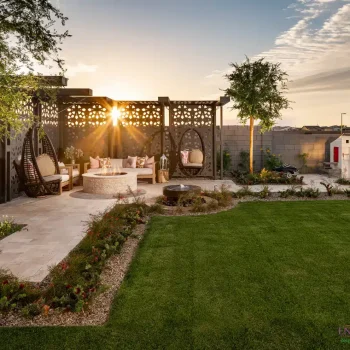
225, 57, 291, 173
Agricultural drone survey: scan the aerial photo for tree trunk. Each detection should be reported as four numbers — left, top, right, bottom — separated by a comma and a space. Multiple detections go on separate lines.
249, 116, 254, 174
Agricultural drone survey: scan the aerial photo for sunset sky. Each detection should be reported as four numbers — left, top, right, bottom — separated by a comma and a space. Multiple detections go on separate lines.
53, 0, 350, 126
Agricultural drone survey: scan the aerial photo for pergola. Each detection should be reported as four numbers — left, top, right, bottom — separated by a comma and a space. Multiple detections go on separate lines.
55, 89, 230, 179
1, 78, 230, 203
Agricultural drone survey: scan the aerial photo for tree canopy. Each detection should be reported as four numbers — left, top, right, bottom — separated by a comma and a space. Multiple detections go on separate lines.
0, 0, 70, 140
225, 57, 291, 172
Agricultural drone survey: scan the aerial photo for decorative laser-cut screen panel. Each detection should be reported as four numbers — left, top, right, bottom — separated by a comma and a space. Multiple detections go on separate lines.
10, 101, 34, 198
41, 102, 59, 151
168, 103, 215, 177
63, 102, 109, 158
120, 103, 161, 127
117, 103, 163, 159
171, 103, 214, 127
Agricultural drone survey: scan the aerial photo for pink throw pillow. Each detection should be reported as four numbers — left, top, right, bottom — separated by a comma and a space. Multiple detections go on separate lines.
126, 156, 137, 168
90, 156, 100, 169
181, 150, 189, 164
144, 156, 154, 169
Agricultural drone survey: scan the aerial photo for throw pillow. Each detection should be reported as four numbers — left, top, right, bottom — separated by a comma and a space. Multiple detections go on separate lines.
36, 154, 56, 177
144, 156, 155, 169
189, 149, 204, 164
90, 156, 100, 169
181, 150, 189, 164
136, 156, 147, 168
126, 156, 137, 168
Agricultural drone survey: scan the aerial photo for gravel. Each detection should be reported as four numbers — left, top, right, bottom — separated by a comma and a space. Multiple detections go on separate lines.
0, 223, 147, 327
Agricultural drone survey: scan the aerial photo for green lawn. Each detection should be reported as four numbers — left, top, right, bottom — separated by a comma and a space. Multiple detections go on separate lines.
2, 201, 350, 350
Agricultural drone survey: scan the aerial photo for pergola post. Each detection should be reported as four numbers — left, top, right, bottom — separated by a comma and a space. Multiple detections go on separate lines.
213, 105, 217, 179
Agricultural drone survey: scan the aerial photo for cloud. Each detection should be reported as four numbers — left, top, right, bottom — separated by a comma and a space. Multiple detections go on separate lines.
257, 0, 350, 79
65, 63, 98, 77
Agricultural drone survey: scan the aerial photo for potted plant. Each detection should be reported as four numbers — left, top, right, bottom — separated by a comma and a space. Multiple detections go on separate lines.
64, 146, 83, 164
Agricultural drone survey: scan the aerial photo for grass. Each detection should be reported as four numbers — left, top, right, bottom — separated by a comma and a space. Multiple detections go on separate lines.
2, 201, 350, 349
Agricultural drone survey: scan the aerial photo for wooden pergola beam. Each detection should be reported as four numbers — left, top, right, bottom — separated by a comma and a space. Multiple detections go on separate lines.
57, 88, 93, 96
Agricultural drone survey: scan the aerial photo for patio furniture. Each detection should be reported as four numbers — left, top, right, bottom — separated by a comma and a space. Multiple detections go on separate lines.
82, 171, 137, 195
59, 162, 81, 186
13, 125, 73, 197
84, 158, 157, 184
180, 148, 204, 177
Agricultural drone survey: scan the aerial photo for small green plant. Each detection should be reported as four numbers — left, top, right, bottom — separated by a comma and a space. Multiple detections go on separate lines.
258, 185, 271, 199
263, 148, 283, 171
298, 153, 309, 168
296, 187, 320, 198
344, 189, 350, 197
279, 185, 300, 198
217, 149, 232, 173
336, 178, 350, 185
0, 216, 23, 240
203, 185, 233, 207
147, 204, 165, 215
233, 185, 253, 199
237, 150, 250, 175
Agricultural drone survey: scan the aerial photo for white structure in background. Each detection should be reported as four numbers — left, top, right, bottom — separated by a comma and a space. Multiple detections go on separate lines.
330, 135, 350, 179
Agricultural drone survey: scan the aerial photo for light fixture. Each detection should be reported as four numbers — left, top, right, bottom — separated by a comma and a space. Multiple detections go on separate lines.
111, 106, 121, 126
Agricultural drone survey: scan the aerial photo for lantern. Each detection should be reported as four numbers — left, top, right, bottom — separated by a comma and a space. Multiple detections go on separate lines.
160, 154, 169, 170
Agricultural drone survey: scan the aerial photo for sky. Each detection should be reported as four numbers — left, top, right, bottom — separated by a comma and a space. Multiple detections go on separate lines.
50, 0, 350, 126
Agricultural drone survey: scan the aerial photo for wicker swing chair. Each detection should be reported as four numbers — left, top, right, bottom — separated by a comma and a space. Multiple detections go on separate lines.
13, 125, 62, 198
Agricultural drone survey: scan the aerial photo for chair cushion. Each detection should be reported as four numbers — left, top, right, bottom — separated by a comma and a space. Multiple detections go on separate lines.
43, 175, 62, 182
110, 159, 123, 169
144, 156, 154, 169
36, 154, 56, 177
90, 156, 100, 169
136, 156, 147, 168
124, 167, 152, 175
126, 156, 137, 168
183, 163, 203, 168
189, 149, 203, 164
61, 168, 80, 178
181, 151, 189, 164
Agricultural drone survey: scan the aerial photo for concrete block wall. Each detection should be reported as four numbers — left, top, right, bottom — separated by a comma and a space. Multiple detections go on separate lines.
220, 126, 339, 171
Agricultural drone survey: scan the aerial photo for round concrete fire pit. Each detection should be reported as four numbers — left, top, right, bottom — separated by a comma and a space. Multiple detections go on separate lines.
82, 172, 137, 195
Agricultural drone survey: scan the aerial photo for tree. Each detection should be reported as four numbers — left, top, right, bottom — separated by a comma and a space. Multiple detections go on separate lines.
225, 57, 291, 173
0, 0, 70, 140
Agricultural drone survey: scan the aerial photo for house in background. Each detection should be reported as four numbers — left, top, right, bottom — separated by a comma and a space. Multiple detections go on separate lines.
330, 135, 350, 179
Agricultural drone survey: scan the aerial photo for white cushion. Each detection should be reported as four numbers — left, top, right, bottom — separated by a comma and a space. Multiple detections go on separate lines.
43, 175, 62, 182
110, 159, 123, 169
60, 174, 70, 182
124, 167, 152, 175
61, 168, 80, 178
183, 163, 203, 168
86, 167, 152, 175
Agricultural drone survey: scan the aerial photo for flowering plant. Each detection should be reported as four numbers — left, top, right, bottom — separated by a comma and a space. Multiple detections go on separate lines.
64, 146, 84, 161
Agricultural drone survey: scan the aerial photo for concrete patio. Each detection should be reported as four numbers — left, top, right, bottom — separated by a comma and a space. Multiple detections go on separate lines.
0, 175, 344, 283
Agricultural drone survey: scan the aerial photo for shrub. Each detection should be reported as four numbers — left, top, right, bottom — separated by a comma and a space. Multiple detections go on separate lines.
203, 185, 233, 207
216, 149, 232, 173
263, 148, 283, 170
279, 185, 300, 198
295, 187, 320, 198
0, 201, 147, 316
344, 189, 350, 197
233, 186, 254, 199
335, 178, 350, 185
237, 150, 250, 175
258, 185, 271, 199
0, 216, 23, 239
147, 204, 165, 215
